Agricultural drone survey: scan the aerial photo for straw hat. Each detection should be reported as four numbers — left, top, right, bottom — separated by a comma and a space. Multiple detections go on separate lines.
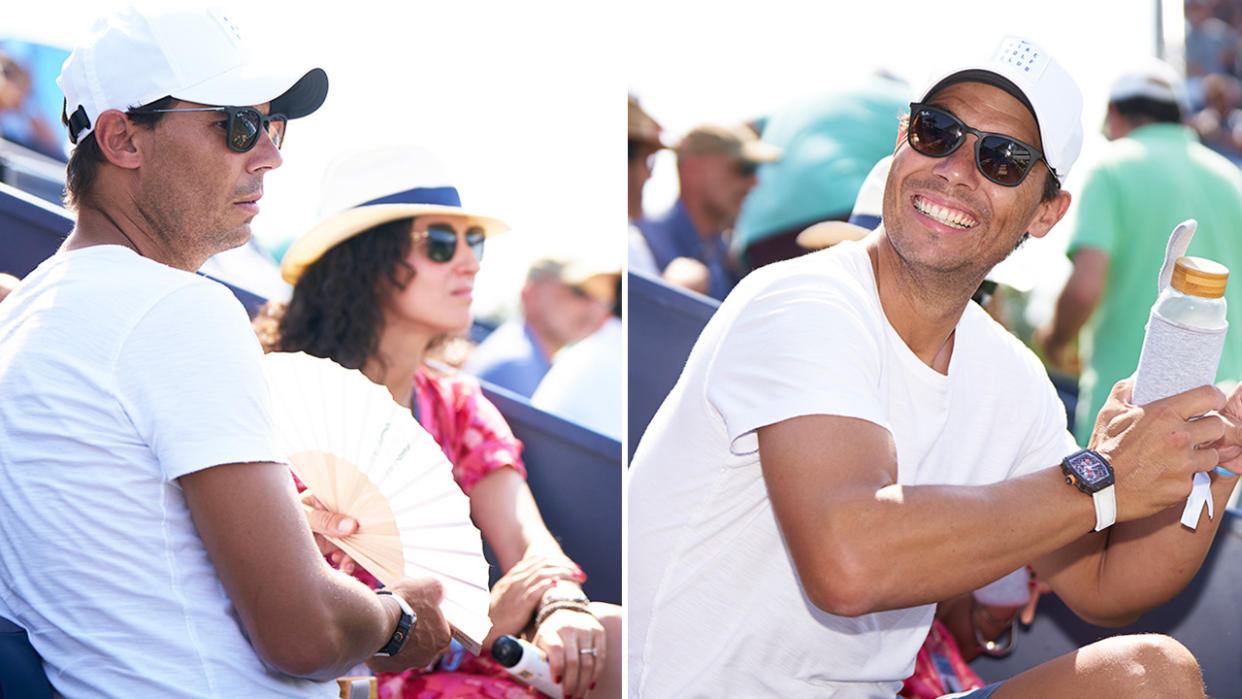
280, 144, 509, 284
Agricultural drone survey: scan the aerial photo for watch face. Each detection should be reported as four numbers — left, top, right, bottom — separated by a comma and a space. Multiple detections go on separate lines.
1067, 451, 1110, 485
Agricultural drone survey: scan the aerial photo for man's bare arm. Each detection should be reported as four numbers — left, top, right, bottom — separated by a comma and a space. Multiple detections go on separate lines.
181, 461, 451, 680
757, 383, 1225, 618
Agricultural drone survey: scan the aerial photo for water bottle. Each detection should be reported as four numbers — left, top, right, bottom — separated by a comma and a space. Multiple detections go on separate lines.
1131, 254, 1229, 528
1132, 256, 1229, 406
491, 635, 563, 698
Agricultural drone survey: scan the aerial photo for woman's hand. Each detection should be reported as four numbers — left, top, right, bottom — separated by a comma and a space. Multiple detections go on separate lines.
485, 552, 584, 645
532, 607, 606, 699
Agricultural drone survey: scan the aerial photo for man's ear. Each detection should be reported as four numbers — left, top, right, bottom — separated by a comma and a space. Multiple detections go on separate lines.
1026, 189, 1072, 240
93, 110, 143, 170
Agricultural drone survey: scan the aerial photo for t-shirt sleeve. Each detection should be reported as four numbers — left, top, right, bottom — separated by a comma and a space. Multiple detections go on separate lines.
1010, 349, 1081, 478
1067, 163, 1121, 257
445, 375, 526, 495
115, 281, 280, 481
705, 276, 888, 455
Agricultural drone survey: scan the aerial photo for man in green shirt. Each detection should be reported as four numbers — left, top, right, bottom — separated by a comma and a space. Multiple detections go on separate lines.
1038, 59, 1242, 440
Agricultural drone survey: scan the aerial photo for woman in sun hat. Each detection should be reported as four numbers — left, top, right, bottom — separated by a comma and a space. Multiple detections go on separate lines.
255, 144, 620, 699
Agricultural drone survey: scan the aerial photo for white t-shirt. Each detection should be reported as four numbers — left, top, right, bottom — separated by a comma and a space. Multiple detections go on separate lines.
532, 316, 623, 439
627, 237, 1076, 698
0, 246, 335, 698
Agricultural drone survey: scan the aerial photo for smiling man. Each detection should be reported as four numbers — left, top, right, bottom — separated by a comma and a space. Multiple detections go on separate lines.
0, 7, 451, 697
628, 37, 1242, 697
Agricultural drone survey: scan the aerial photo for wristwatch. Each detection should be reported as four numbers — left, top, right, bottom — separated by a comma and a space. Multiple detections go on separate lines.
374, 590, 416, 657
1061, 448, 1116, 531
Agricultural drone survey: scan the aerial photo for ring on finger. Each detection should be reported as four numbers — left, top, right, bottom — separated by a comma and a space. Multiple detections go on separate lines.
579, 647, 598, 656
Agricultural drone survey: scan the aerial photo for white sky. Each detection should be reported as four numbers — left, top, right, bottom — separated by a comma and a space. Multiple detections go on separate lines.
10, 0, 1170, 322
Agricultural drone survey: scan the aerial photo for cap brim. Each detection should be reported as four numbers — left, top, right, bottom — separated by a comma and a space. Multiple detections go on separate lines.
281, 204, 509, 284
175, 62, 328, 118
740, 140, 782, 163
796, 221, 870, 250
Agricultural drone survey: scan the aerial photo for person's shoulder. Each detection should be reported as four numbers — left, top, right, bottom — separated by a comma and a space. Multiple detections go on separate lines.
734, 239, 873, 301
959, 302, 1047, 377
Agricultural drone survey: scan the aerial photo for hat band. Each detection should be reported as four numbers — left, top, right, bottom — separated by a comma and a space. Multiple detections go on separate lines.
361, 186, 462, 208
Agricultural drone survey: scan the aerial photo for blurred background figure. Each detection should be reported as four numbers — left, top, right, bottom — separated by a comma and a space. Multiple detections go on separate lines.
628, 95, 664, 224
734, 72, 911, 270
0, 49, 61, 160
1037, 58, 1242, 440
633, 123, 780, 300
465, 255, 614, 398
531, 260, 622, 439
1189, 72, 1242, 162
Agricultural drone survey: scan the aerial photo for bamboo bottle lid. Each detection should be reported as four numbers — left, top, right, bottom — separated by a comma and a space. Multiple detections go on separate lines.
1171, 256, 1229, 298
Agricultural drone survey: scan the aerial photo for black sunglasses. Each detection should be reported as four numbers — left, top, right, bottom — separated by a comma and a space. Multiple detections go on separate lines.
907, 103, 1045, 187
736, 160, 759, 177
132, 106, 287, 153
420, 223, 485, 263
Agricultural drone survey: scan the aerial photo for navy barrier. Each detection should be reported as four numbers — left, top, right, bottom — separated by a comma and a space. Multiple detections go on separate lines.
482, 382, 622, 605
0, 617, 52, 698
972, 508, 1242, 694
626, 270, 719, 460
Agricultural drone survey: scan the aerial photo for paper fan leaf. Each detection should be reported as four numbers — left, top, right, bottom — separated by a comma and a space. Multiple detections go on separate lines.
264, 352, 492, 654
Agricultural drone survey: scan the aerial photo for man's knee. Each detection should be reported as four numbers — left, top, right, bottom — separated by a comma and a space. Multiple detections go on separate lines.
1093, 634, 1203, 697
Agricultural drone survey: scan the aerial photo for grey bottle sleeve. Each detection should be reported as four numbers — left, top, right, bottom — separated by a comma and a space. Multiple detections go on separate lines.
1131, 310, 1227, 406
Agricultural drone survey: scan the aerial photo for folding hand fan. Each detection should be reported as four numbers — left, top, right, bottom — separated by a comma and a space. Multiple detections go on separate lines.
263, 351, 492, 655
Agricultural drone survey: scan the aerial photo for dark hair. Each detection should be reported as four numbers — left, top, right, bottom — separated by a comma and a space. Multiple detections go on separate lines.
1110, 96, 1182, 126
258, 218, 416, 370
628, 139, 640, 162
61, 95, 177, 210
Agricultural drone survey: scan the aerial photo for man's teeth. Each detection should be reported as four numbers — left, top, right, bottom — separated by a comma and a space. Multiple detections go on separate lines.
914, 197, 977, 230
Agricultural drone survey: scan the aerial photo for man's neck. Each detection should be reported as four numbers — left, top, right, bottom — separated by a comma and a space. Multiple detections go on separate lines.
866, 231, 981, 373
67, 201, 204, 272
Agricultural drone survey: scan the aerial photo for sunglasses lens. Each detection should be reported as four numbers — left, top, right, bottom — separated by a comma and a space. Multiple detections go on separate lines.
424, 225, 457, 263
736, 161, 758, 177
267, 115, 287, 150
228, 109, 261, 152
978, 136, 1033, 186
466, 227, 485, 261
909, 108, 964, 157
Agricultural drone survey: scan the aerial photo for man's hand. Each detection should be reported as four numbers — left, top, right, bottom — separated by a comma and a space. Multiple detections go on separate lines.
1089, 378, 1226, 522
367, 577, 452, 672
300, 491, 358, 574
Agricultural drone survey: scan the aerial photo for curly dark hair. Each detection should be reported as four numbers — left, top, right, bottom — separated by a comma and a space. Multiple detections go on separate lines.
257, 217, 416, 370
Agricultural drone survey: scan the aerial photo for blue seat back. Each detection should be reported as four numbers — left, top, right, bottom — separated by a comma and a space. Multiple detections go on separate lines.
483, 383, 622, 604
0, 617, 52, 698
972, 508, 1242, 694
627, 270, 719, 459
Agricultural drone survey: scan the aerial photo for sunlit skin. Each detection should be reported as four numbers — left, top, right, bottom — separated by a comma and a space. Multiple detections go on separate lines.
872, 81, 1070, 369
65, 99, 282, 272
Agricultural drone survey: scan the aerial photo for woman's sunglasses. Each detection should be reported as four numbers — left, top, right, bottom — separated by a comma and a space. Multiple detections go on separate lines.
419, 223, 486, 263
132, 105, 287, 153
906, 103, 1045, 187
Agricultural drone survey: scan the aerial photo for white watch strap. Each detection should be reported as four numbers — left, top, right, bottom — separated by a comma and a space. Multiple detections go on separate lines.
1092, 484, 1116, 531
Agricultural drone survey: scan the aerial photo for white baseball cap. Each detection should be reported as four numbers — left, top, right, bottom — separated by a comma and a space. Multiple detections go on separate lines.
918, 36, 1083, 181
1109, 58, 1185, 106
58, 5, 328, 144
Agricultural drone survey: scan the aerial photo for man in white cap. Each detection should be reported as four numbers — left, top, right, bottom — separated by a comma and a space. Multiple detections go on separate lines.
0, 7, 450, 697
1038, 58, 1242, 442
630, 36, 1242, 697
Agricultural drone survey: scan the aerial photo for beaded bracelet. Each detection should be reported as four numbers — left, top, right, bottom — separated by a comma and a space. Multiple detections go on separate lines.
535, 600, 593, 629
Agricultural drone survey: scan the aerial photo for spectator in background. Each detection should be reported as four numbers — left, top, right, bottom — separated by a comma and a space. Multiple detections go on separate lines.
635, 123, 780, 300
628, 95, 664, 224
1189, 72, 1242, 163
734, 72, 910, 270
531, 261, 622, 439
465, 255, 612, 398
261, 144, 621, 699
1038, 59, 1242, 441
1185, 0, 1237, 78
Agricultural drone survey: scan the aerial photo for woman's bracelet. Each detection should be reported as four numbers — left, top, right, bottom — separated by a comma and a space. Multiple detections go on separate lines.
535, 600, 594, 629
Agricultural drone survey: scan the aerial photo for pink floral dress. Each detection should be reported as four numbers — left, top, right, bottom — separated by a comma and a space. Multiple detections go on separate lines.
373, 368, 542, 698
